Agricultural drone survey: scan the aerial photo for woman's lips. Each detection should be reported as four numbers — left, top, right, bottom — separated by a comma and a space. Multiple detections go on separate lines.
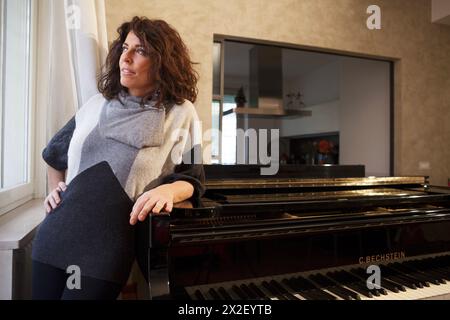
121, 68, 136, 76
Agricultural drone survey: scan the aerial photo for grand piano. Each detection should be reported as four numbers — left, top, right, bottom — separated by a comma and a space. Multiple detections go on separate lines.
140, 165, 450, 300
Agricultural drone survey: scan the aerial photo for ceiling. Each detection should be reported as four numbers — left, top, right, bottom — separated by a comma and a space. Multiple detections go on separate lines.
223, 41, 339, 81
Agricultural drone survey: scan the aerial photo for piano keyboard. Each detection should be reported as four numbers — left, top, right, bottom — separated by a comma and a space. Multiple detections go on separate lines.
185, 252, 450, 300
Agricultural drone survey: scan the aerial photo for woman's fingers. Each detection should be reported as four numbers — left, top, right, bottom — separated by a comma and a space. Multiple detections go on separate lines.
131, 196, 146, 217
58, 181, 67, 191
129, 199, 169, 225
52, 189, 61, 204
139, 197, 160, 219
44, 199, 52, 213
44, 183, 66, 214
164, 201, 173, 213
138, 198, 160, 222
48, 194, 58, 209
129, 196, 148, 225
129, 192, 173, 225
151, 200, 167, 214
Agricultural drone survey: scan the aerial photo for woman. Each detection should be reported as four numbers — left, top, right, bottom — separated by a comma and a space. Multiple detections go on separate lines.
32, 17, 205, 300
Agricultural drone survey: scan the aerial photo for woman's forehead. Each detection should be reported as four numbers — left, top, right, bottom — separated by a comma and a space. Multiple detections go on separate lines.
124, 31, 148, 47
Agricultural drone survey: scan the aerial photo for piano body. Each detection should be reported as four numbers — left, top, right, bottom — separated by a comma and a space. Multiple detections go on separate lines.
142, 165, 450, 300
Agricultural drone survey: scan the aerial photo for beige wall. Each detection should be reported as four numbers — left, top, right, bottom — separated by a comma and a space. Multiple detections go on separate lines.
105, 0, 450, 186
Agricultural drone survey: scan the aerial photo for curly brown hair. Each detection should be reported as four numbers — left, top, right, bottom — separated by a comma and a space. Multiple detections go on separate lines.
98, 17, 199, 107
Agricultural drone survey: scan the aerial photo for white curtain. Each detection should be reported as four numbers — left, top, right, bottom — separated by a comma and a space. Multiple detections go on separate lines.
37, 0, 107, 136
65, 0, 108, 107
35, 0, 107, 196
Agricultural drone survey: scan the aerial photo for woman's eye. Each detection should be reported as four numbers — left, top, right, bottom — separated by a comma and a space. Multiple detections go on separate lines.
122, 46, 128, 52
137, 48, 147, 55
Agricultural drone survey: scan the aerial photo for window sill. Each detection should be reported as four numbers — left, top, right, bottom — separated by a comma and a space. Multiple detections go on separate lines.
0, 199, 45, 250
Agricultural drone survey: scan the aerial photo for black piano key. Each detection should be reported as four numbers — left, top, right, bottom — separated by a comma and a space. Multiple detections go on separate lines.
293, 276, 338, 300
248, 283, 269, 299
335, 270, 378, 296
430, 256, 450, 272
282, 278, 317, 300
377, 276, 404, 293
378, 278, 401, 293
349, 267, 371, 278
240, 284, 259, 300
429, 266, 450, 280
194, 290, 206, 300
392, 263, 439, 285
232, 285, 248, 300
413, 257, 450, 279
394, 266, 429, 288
269, 280, 300, 300
294, 277, 342, 300
309, 274, 360, 300
378, 268, 415, 289
293, 276, 315, 290
261, 281, 285, 300
341, 269, 384, 293
409, 260, 448, 283
383, 266, 424, 288
387, 264, 430, 287
345, 269, 387, 296
323, 284, 357, 300
427, 268, 450, 282
350, 267, 406, 293
327, 271, 375, 298
218, 287, 233, 300
208, 288, 222, 300
382, 272, 417, 290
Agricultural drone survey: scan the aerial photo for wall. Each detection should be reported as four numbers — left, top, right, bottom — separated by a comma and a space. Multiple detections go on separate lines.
284, 61, 340, 107
339, 57, 391, 176
280, 100, 340, 138
105, 0, 450, 185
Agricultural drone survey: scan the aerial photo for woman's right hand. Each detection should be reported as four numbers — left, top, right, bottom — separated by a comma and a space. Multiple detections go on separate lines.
44, 181, 67, 213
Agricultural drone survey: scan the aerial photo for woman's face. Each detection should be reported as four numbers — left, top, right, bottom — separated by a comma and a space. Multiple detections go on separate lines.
119, 31, 154, 97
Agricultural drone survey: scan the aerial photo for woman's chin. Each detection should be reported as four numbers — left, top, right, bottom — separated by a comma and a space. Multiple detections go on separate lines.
120, 79, 131, 87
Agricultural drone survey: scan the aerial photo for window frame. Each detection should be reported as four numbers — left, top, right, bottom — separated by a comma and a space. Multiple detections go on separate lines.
0, 0, 38, 217
212, 40, 224, 163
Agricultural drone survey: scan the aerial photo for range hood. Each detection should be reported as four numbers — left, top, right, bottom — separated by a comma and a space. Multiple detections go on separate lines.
224, 46, 311, 117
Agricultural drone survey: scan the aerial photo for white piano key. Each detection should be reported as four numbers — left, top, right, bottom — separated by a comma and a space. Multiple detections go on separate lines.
185, 252, 450, 300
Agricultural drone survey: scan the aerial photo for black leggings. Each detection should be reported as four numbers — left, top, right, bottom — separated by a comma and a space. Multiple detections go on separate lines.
32, 260, 123, 300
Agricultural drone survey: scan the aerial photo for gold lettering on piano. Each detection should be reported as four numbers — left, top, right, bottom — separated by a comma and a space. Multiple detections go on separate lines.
358, 251, 406, 264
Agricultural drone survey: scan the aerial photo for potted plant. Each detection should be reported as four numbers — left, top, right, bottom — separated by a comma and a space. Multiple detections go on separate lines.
234, 86, 247, 108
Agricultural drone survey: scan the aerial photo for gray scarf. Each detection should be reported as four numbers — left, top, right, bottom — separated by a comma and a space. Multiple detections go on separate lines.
98, 92, 165, 149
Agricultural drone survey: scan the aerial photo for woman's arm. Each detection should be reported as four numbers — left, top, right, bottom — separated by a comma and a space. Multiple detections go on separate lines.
47, 165, 66, 193
161, 180, 194, 203
129, 180, 194, 225
44, 165, 67, 213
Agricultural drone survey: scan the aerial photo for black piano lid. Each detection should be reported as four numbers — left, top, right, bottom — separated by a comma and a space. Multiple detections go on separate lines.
203, 164, 366, 180
170, 166, 450, 233
169, 164, 449, 220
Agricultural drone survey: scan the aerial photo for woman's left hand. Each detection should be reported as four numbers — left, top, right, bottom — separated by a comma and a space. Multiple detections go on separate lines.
129, 184, 174, 225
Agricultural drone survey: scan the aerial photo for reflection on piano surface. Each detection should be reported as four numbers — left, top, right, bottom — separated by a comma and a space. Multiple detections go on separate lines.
141, 165, 450, 300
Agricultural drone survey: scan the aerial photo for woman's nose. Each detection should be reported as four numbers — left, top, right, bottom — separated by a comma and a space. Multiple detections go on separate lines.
122, 50, 132, 63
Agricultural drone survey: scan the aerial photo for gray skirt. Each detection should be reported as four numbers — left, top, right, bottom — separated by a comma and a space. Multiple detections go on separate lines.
32, 161, 135, 285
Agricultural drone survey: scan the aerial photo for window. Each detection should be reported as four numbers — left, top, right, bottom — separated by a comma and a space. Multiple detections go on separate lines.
212, 36, 392, 176
211, 96, 237, 164
211, 100, 220, 163
0, 0, 34, 216
221, 95, 236, 164
211, 41, 222, 163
